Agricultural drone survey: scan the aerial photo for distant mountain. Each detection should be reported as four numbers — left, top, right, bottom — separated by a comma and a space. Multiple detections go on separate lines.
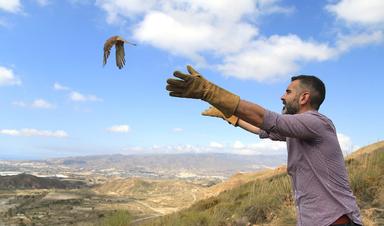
0, 153, 286, 183
48, 153, 287, 178
0, 173, 87, 189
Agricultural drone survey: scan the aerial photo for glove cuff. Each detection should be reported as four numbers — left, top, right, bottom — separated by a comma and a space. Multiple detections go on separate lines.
227, 115, 239, 127
203, 84, 240, 118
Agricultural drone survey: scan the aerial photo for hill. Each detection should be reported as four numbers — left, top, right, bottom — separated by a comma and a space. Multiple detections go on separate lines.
93, 177, 206, 215
92, 165, 288, 219
0, 173, 86, 190
137, 140, 384, 226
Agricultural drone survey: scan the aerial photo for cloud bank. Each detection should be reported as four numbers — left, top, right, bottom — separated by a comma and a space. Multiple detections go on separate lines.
94, 0, 384, 81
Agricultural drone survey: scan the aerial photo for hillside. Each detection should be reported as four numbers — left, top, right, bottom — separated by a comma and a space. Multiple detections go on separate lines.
138, 141, 384, 226
0, 173, 86, 190
92, 166, 288, 218
93, 177, 207, 215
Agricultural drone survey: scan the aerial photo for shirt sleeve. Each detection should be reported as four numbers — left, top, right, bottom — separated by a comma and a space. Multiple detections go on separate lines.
259, 129, 286, 141
261, 110, 322, 140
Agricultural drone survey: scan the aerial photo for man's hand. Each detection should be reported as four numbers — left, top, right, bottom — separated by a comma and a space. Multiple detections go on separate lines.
166, 65, 240, 117
202, 106, 239, 126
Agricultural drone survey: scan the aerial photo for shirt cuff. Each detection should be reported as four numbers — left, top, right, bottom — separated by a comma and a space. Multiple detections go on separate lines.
258, 130, 269, 139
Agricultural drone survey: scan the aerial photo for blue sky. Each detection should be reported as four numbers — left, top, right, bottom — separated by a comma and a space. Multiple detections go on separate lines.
0, 0, 383, 160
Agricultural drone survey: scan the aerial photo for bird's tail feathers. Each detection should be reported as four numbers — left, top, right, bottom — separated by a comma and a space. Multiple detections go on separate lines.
124, 40, 137, 46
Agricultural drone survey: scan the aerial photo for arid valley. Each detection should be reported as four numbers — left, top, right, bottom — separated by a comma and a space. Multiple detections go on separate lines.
0, 153, 286, 225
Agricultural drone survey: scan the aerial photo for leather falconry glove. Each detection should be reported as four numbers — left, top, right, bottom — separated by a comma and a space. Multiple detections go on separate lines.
202, 106, 239, 126
166, 65, 240, 118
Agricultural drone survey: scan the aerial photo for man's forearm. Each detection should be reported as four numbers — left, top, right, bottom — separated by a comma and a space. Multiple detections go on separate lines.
234, 99, 266, 128
237, 119, 261, 134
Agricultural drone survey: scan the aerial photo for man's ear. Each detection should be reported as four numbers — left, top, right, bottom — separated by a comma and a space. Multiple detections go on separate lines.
299, 92, 310, 105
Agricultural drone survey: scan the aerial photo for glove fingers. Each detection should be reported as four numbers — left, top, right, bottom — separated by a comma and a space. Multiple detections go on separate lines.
187, 65, 200, 76
169, 92, 185, 97
167, 78, 185, 87
166, 85, 185, 93
201, 106, 215, 116
201, 109, 210, 116
173, 71, 190, 80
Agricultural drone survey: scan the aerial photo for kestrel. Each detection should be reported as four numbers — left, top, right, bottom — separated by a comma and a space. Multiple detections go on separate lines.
103, 36, 136, 69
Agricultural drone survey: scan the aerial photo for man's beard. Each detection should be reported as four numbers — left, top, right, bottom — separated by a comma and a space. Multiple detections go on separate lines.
282, 100, 299, 115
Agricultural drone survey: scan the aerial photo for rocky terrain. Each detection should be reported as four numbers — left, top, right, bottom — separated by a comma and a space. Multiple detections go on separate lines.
0, 153, 285, 225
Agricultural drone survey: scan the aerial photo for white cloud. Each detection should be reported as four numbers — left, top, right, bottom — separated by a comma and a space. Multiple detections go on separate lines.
0, 0, 49, 13
232, 139, 286, 155
124, 134, 354, 156
326, 0, 384, 26
31, 99, 55, 109
133, 4, 259, 58
218, 35, 334, 81
335, 31, 384, 53
0, 66, 21, 86
123, 139, 286, 155
172, 128, 184, 132
12, 101, 27, 107
0, 0, 21, 13
337, 133, 359, 155
107, 124, 130, 133
54, 83, 102, 103
326, 0, 384, 57
232, 140, 246, 149
0, 128, 68, 138
53, 82, 70, 91
96, 0, 157, 23
69, 91, 103, 102
13, 99, 55, 109
209, 141, 224, 148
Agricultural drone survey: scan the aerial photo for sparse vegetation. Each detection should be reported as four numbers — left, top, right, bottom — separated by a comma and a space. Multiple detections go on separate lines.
98, 210, 132, 226
347, 144, 384, 225
142, 171, 293, 226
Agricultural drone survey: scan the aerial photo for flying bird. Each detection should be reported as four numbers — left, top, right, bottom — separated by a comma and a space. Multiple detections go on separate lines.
103, 36, 136, 69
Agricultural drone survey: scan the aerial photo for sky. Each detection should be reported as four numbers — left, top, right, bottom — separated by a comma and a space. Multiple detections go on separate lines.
0, 0, 383, 160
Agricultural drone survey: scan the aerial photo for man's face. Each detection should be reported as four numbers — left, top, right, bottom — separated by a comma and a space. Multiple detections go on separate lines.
281, 80, 301, 114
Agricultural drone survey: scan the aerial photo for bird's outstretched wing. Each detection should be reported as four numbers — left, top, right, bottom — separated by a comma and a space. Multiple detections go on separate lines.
103, 36, 117, 66
115, 41, 126, 69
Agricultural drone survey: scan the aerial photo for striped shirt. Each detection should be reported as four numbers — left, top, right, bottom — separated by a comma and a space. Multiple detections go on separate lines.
259, 110, 362, 226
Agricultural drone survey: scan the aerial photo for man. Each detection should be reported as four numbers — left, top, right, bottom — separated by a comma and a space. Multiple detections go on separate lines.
166, 65, 362, 226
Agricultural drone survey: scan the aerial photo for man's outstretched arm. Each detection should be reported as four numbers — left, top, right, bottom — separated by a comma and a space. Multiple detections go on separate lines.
237, 119, 262, 134
166, 65, 290, 141
167, 65, 266, 127
201, 106, 285, 141
201, 106, 261, 134
235, 99, 266, 128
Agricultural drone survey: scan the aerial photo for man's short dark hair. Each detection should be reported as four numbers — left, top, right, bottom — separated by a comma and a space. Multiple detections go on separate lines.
291, 75, 326, 110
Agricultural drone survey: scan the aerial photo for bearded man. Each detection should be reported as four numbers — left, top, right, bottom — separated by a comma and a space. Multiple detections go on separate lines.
166, 65, 362, 226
